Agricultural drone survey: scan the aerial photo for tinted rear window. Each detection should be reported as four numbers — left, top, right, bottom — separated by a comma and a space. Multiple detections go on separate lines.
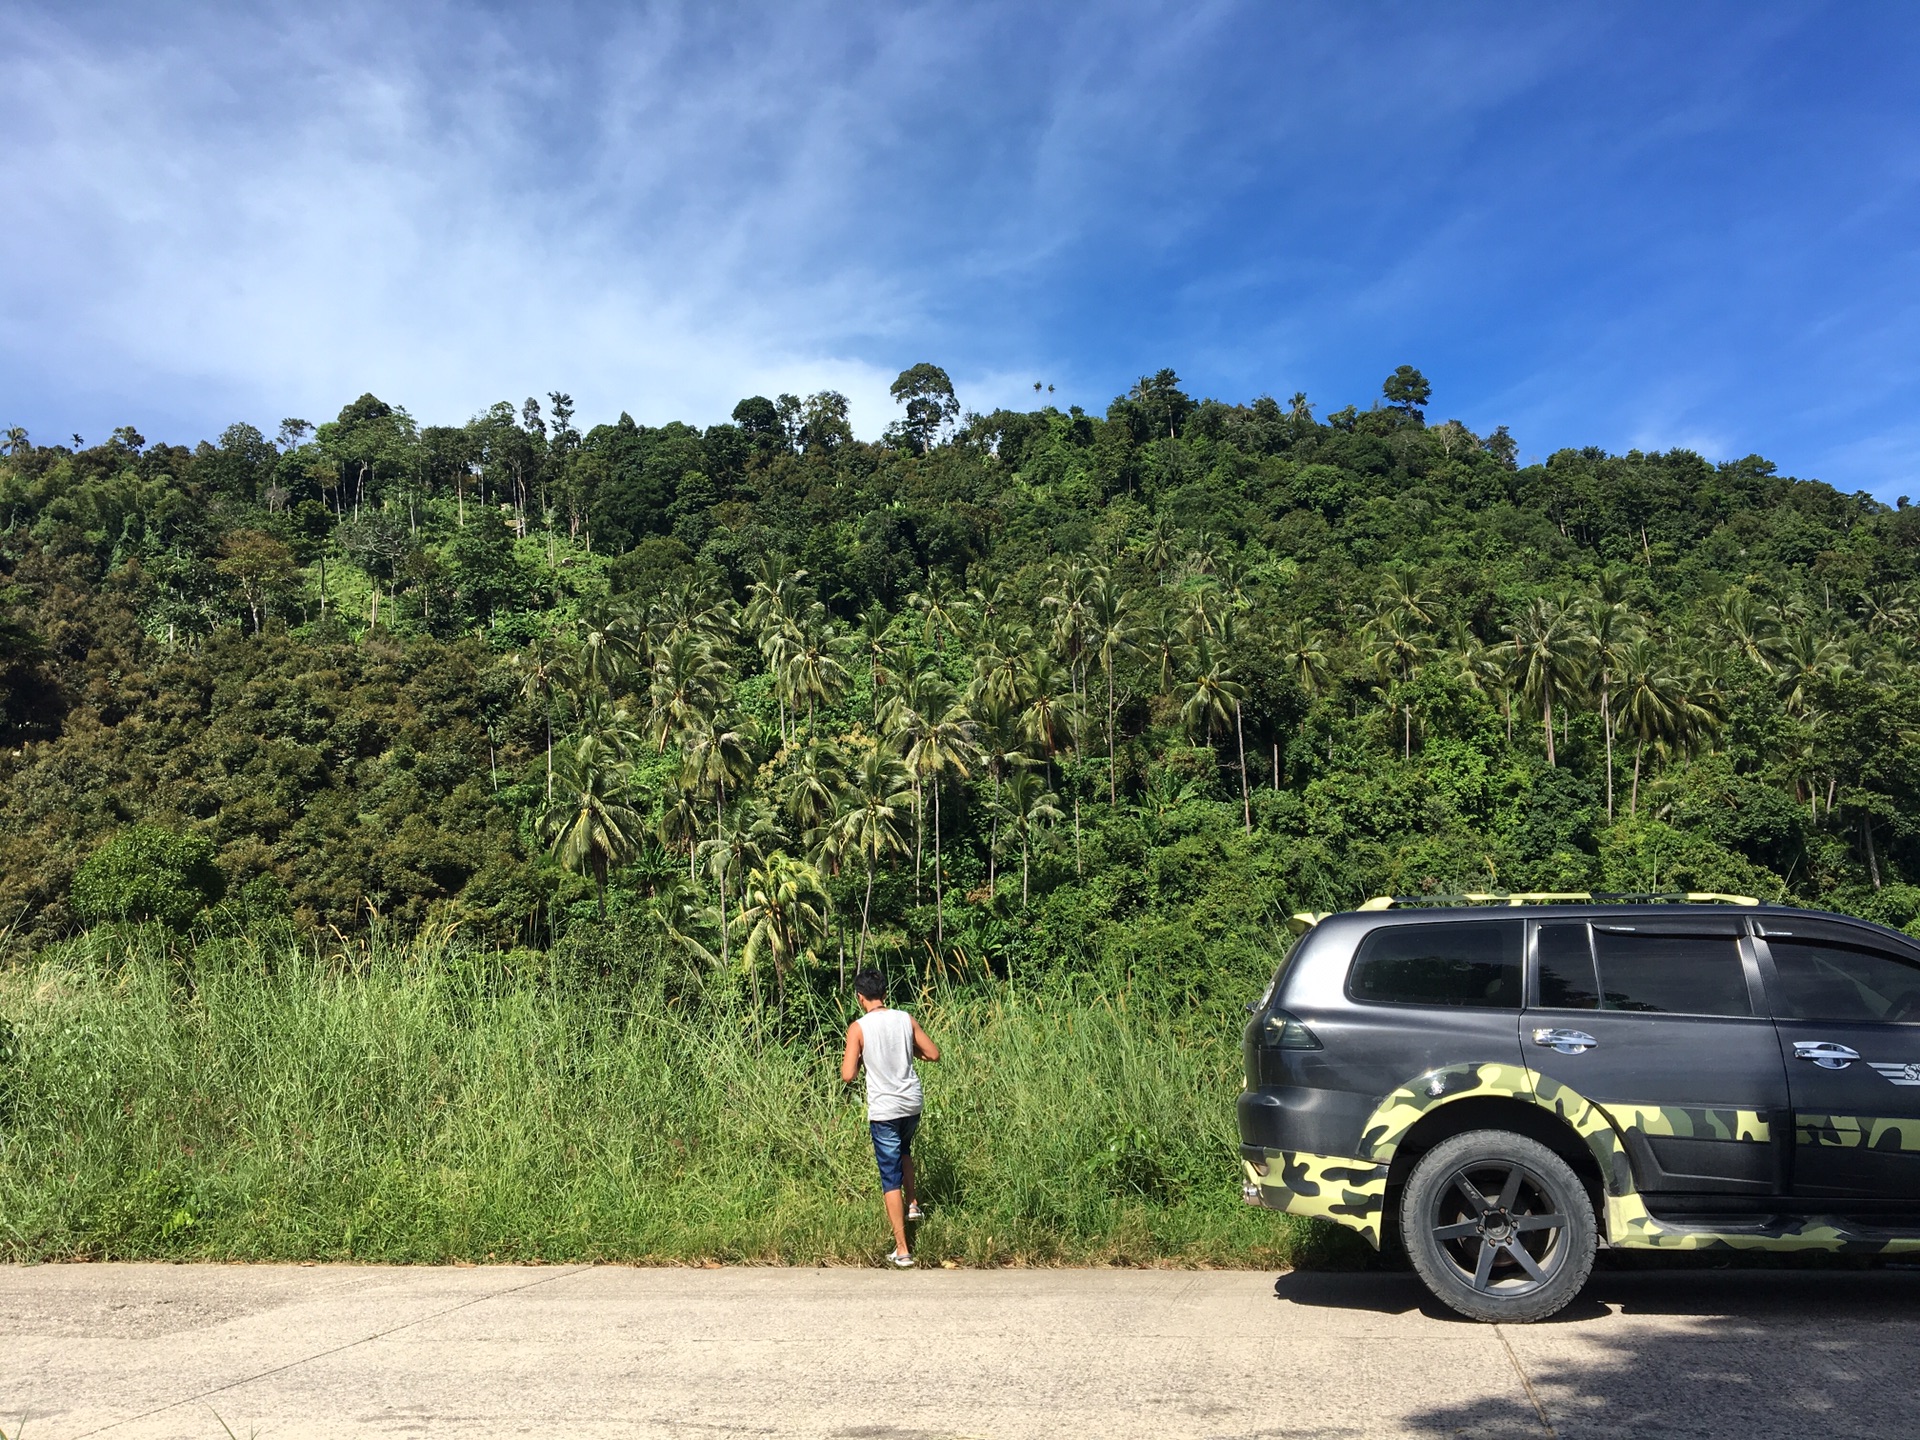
1594, 930, 1751, 1016
1348, 921, 1522, 1009
1768, 937, 1920, 1023
1535, 923, 1600, 1009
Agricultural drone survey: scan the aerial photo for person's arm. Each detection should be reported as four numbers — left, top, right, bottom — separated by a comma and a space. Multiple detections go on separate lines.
910, 1016, 940, 1063
840, 1020, 864, 1084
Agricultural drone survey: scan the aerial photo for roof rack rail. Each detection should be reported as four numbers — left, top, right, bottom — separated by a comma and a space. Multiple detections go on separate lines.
1287, 891, 1760, 934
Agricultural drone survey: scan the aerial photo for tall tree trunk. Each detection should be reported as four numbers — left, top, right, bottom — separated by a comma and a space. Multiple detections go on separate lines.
1865, 816, 1883, 889
1236, 701, 1251, 834
716, 796, 729, 971
1631, 740, 1643, 817
1542, 690, 1556, 767
1107, 665, 1117, 805
1602, 683, 1614, 821
913, 782, 923, 901
860, 861, 875, 967
988, 764, 1000, 892
933, 779, 944, 953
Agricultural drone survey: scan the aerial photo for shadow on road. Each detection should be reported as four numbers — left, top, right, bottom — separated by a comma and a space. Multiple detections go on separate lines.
1275, 1264, 1920, 1438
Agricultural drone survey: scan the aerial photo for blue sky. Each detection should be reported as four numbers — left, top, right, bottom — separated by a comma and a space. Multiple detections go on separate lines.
4, 2, 1917, 496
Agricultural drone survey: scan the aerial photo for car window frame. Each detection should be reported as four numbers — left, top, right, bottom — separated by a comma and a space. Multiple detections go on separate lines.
1342, 917, 1526, 1011
1753, 918, 1920, 1027
1522, 917, 1770, 1020
1527, 919, 1600, 1011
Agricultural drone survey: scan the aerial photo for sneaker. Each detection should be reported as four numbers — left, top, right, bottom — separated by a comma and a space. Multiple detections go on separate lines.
889, 1251, 915, 1268
906, 1203, 924, 1221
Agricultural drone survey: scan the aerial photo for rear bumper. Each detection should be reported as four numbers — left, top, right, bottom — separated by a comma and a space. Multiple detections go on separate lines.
1239, 1146, 1388, 1248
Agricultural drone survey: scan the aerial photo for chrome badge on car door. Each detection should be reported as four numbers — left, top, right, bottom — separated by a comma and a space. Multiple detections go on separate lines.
1867, 1061, 1920, 1086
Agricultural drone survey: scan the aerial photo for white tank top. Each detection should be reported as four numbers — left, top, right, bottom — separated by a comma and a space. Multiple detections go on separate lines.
856, 1008, 923, 1121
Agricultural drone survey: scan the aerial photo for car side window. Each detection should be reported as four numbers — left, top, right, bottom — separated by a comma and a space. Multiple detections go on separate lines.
1593, 930, 1751, 1016
1534, 923, 1599, 1009
1767, 937, 1920, 1024
1348, 921, 1522, 1009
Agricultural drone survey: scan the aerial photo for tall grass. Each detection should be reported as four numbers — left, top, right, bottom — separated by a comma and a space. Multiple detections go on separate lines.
0, 925, 1340, 1267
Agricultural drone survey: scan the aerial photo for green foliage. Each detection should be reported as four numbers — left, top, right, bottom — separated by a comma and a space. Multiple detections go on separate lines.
0, 931, 1314, 1266
70, 825, 225, 928
3, 370, 1919, 972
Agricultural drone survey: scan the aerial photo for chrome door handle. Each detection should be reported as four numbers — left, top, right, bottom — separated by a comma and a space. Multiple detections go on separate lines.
1532, 1028, 1597, 1055
1793, 1041, 1860, 1070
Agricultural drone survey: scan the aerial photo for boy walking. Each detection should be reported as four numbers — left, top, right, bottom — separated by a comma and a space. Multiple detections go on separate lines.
840, 968, 939, 1267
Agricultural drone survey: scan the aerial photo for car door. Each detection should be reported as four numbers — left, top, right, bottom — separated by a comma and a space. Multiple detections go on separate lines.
1753, 916, 1920, 1204
1524, 918, 1787, 1195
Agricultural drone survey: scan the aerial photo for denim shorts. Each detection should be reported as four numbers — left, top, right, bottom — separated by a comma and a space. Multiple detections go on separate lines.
869, 1113, 920, 1193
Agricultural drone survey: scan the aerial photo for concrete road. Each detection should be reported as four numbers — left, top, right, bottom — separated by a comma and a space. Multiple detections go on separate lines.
3, 1262, 1917, 1439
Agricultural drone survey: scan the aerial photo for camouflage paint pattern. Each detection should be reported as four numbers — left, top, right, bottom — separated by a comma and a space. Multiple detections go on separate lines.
1796, 1114, 1920, 1153
1243, 1150, 1389, 1245
1355, 1062, 1539, 1163
1253, 1061, 1920, 1254
1601, 1104, 1771, 1143
1605, 1188, 1920, 1254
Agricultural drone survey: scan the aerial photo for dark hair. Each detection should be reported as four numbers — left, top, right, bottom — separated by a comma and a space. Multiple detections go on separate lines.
853, 968, 886, 1001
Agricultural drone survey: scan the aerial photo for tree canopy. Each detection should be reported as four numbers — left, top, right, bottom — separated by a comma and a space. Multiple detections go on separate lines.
6, 365, 1920, 1000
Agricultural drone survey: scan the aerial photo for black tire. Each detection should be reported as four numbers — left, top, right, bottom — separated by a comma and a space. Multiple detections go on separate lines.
1400, 1129, 1596, 1323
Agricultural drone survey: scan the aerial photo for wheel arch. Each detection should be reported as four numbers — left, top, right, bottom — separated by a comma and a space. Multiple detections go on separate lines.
1381, 1096, 1606, 1252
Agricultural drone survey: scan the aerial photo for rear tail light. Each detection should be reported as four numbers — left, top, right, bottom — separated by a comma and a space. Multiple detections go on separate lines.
1259, 1009, 1322, 1050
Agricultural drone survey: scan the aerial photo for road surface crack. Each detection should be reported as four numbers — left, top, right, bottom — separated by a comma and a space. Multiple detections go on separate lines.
69, 1265, 592, 1438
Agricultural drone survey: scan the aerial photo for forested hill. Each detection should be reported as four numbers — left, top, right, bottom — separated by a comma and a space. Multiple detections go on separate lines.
4, 366, 1918, 983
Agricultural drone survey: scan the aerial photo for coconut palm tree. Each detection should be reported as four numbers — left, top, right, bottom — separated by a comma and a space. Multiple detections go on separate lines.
648, 630, 730, 750
897, 682, 979, 952
736, 852, 830, 1015
780, 736, 849, 847
783, 606, 855, 733
965, 687, 1025, 892
1137, 606, 1193, 698
1043, 559, 1097, 708
1140, 513, 1179, 580
1182, 636, 1250, 832
651, 576, 736, 648
540, 734, 644, 916
909, 570, 969, 653
1495, 597, 1590, 767
658, 789, 705, 884
999, 767, 1063, 908
1708, 588, 1784, 672
574, 600, 643, 698
1362, 611, 1435, 759
856, 605, 893, 718
678, 712, 753, 965
1582, 595, 1642, 820
1443, 619, 1515, 743
1617, 638, 1688, 816
744, 555, 807, 642
833, 743, 914, 966
1776, 627, 1848, 718
1018, 650, 1075, 776
511, 635, 568, 801
1087, 572, 1136, 804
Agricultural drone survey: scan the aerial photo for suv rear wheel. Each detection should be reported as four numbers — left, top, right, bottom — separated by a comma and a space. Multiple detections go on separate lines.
1400, 1129, 1596, 1323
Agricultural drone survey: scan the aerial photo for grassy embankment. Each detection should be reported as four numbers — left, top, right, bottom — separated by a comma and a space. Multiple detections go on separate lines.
0, 925, 1347, 1268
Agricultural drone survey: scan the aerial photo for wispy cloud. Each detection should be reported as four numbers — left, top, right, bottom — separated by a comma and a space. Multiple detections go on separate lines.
2, 3, 1917, 496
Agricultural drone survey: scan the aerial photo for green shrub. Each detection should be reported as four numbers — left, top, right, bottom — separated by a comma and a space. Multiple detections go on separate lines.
70, 826, 226, 929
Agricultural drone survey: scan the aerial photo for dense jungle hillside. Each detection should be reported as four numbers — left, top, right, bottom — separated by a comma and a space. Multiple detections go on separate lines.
5, 364, 1920, 989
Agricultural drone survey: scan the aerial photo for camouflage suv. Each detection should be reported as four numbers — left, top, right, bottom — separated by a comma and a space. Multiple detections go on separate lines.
1239, 894, 1920, 1321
